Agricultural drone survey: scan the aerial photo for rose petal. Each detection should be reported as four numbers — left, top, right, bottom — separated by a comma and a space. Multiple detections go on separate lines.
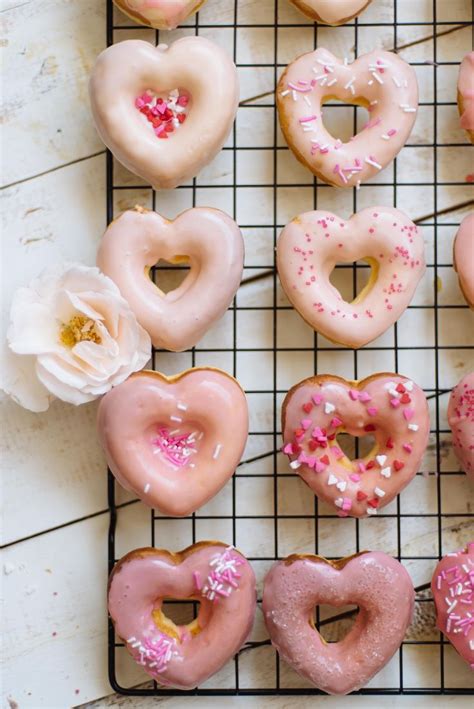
0, 341, 54, 412
36, 360, 98, 405
7, 302, 60, 355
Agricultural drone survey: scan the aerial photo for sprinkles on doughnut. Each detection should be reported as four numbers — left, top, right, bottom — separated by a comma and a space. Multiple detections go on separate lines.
287, 0, 372, 25
431, 543, 474, 670
89, 38, 239, 189
113, 0, 207, 30
448, 372, 474, 482
97, 369, 248, 516
108, 542, 256, 688
277, 206, 425, 348
97, 206, 244, 352
458, 52, 474, 144
453, 213, 474, 310
281, 373, 430, 517
263, 551, 415, 694
277, 48, 418, 187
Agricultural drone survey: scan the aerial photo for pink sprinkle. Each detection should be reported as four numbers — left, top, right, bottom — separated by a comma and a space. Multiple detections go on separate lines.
312, 394, 323, 405
367, 407, 378, 416
390, 398, 401, 408
332, 447, 344, 459
193, 571, 202, 590
154, 124, 165, 136
349, 389, 359, 400
350, 473, 361, 482
403, 408, 415, 421
359, 391, 372, 403
358, 462, 367, 473
301, 418, 312, 430
178, 95, 189, 107
331, 417, 343, 427
288, 82, 312, 93
135, 97, 145, 109
282, 443, 294, 455
299, 115, 318, 123
142, 92, 153, 104
342, 497, 352, 510
403, 443, 413, 453
156, 102, 167, 115
388, 128, 397, 136
315, 459, 327, 473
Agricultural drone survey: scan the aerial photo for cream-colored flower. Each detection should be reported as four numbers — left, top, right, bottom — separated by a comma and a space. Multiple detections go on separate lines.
2, 264, 151, 412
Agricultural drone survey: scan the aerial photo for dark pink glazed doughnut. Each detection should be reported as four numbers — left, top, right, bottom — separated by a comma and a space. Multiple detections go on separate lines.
447, 372, 474, 481
262, 551, 414, 694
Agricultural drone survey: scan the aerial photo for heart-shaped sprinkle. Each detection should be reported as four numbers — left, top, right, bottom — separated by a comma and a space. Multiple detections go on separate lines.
98, 369, 248, 516
393, 460, 405, 471
359, 391, 372, 403
403, 408, 414, 420
327, 474, 338, 486
263, 551, 414, 694
336, 480, 347, 492
408, 423, 419, 432
381, 467, 392, 478
367, 407, 378, 416
376, 454, 387, 466
350, 389, 359, 400
325, 402, 336, 414
301, 418, 312, 430
303, 402, 313, 413
357, 490, 368, 501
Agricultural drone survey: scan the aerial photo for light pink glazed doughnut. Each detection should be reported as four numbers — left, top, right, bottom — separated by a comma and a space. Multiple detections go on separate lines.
277, 207, 425, 348
97, 207, 244, 352
288, 0, 372, 25
89, 38, 239, 189
448, 372, 474, 481
97, 369, 248, 516
277, 48, 418, 187
262, 551, 414, 694
109, 543, 256, 688
453, 213, 474, 309
113, 0, 207, 30
281, 373, 430, 517
431, 543, 474, 670
458, 52, 474, 144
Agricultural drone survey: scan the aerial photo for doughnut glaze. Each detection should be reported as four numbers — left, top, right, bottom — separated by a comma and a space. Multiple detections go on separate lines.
89, 38, 239, 189
457, 52, 474, 144
447, 372, 474, 481
97, 369, 248, 516
431, 543, 474, 670
113, 0, 207, 30
109, 543, 256, 688
281, 373, 430, 517
277, 207, 425, 348
277, 48, 418, 187
263, 551, 414, 694
453, 213, 474, 309
288, 0, 372, 25
97, 207, 244, 352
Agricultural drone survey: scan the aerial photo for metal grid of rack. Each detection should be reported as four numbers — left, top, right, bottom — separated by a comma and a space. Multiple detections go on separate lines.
106, 0, 474, 696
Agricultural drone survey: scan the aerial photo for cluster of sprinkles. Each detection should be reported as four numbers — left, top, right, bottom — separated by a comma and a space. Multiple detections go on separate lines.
135, 89, 188, 139
279, 51, 417, 186
127, 633, 178, 675
153, 427, 198, 469
282, 378, 420, 516
195, 546, 243, 602
435, 545, 474, 669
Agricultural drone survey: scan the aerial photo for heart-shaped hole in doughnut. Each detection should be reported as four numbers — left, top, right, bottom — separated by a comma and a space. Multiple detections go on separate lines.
149, 257, 191, 295
321, 98, 370, 143
312, 603, 358, 643
334, 432, 376, 460
135, 88, 191, 140
153, 599, 206, 643
146, 420, 204, 470
329, 258, 379, 303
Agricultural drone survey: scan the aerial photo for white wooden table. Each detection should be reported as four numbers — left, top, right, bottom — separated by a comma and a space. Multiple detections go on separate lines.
2, 0, 473, 706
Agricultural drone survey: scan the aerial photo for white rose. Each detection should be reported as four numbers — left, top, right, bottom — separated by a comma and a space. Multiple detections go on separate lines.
2, 264, 151, 412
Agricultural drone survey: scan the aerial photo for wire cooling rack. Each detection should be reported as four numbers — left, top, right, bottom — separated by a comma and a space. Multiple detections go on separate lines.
106, 0, 474, 697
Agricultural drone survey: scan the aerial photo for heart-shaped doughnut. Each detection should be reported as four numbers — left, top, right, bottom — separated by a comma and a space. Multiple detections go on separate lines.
89, 38, 239, 189
263, 551, 414, 694
113, 0, 207, 30
97, 206, 244, 352
453, 213, 474, 309
288, 0, 372, 25
448, 372, 474, 481
281, 373, 430, 517
277, 206, 425, 348
277, 48, 418, 187
458, 52, 474, 144
109, 543, 256, 688
431, 543, 474, 669
97, 369, 248, 516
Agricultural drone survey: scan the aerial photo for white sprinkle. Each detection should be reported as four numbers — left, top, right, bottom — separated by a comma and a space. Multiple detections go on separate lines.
189, 463, 196, 468
325, 402, 336, 414
290, 460, 301, 470
169, 429, 180, 436
368, 80, 374, 86
392, 76, 402, 88
317, 59, 334, 71
303, 95, 312, 107
437, 576, 442, 590
292, 90, 297, 102
170, 415, 182, 423
344, 77, 356, 90
389, 388, 400, 398
371, 72, 384, 85
381, 134, 391, 140
320, 77, 328, 86
403, 107, 416, 113
370, 100, 378, 105
197, 432, 204, 440
312, 73, 326, 81
303, 126, 316, 132
177, 402, 188, 411
384, 381, 396, 390
374, 487, 386, 497
327, 474, 338, 486
280, 89, 290, 97
400, 103, 409, 108
127, 636, 137, 643
365, 157, 382, 170
213, 443, 222, 460
447, 600, 458, 614
356, 180, 361, 190
404, 381, 414, 391
367, 507, 378, 515
336, 480, 347, 492
319, 143, 330, 151
408, 423, 419, 432
376, 455, 387, 466
335, 497, 344, 508
326, 78, 338, 87
470, 640, 474, 650
381, 467, 392, 479
144, 483, 151, 494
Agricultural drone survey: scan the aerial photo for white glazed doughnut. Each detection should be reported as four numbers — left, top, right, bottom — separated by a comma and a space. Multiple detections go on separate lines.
89, 38, 239, 189
277, 207, 425, 348
113, 0, 207, 30
277, 47, 418, 187
288, 0, 372, 25
97, 207, 244, 352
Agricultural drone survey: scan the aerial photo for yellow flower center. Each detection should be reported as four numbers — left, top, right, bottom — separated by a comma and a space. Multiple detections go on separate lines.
59, 315, 102, 347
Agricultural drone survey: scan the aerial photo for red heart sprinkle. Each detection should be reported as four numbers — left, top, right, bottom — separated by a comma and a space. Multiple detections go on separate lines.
368, 498, 379, 508
393, 460, 405, 471
396, 383, 406, 393
386, 437, 394, 449
293, 443, 302, 454
366, 460, 375, 469
364, 424, 376, 432
320, 455, 330, 465
308, 440, 318, 451
303, 403, 313, 414
400, 393, 411, 404
357, 491, 368, 501
295, 429, 304, 438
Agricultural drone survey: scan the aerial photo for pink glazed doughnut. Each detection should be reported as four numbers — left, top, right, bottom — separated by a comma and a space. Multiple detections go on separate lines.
262, 551, 414, 694
97, 369, 248, 516
109, 543, 256, 688
431, 543, 474, 670
281, 373, 430, 517
277, 206, 425, 348
288, 0, 372, 25
277, 48, 418, 187
97, 206, 244, 352
448, 372, 474, 481
458, 52, 474, 144
113, 1, 207, 30
89, 38, 239, 189
453, 213, 474, 309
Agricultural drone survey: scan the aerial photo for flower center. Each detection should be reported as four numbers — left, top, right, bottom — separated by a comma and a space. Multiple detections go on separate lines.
59, 315, 102, 347
135, 88, 189, 139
